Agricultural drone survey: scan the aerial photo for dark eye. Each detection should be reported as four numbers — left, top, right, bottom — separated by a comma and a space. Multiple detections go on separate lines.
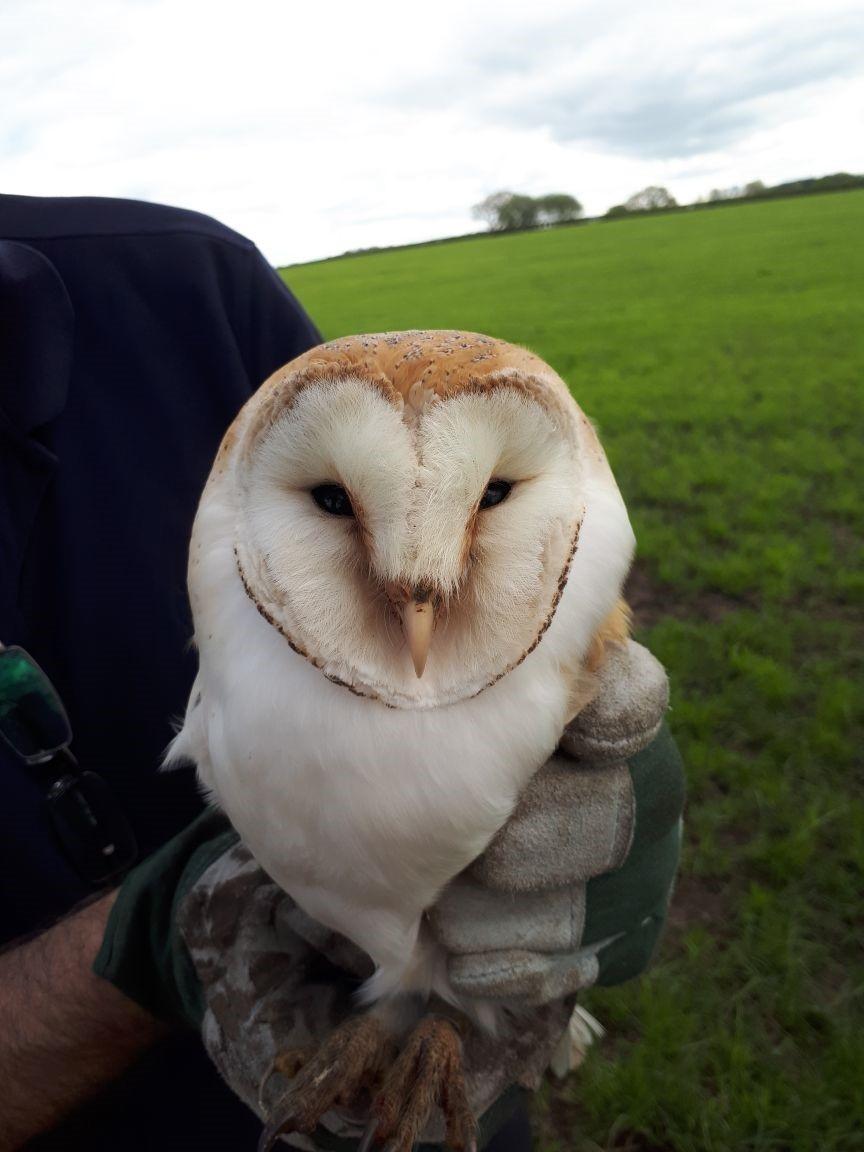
479, 480, 512, 510
311, 484, 355, 517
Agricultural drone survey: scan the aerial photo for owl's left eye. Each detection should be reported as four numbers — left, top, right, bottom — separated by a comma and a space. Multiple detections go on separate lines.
311, 484, 355, 517
479, 480, 512, 510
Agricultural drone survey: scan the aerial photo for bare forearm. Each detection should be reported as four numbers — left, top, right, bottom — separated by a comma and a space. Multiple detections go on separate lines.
0, 891, 167, 1150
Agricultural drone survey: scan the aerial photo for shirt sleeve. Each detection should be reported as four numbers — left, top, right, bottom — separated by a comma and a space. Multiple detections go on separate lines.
93, 808, 239, 1028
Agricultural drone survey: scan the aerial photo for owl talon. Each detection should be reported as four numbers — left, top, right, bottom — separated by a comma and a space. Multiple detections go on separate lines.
258, 1047, 316, 1112
357, 1117, 381, 1152
260, 1015, 396, 1150
257, 1068, 275, 1117
257, 1112, 297, 1152
372, 1015, 477, 1152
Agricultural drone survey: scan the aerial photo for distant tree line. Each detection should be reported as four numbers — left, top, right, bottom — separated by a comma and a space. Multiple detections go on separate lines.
606, 185, 678, 216
472, 191, 583, 231
470, 173, 863, 235
605, 172, 864, 219
307, 170, 864, 266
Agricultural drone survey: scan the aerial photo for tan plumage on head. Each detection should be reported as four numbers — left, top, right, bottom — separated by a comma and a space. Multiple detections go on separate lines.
172, 329, 634, 1018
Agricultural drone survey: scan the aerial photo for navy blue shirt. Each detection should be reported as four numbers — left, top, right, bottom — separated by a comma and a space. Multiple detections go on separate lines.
0, 194, 321, 1148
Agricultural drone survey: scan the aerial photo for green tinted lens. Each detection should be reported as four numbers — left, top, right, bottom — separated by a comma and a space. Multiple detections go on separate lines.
0, 647, 72, 762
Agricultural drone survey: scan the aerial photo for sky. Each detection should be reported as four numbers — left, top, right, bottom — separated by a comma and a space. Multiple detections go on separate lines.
2, 0, 863, 265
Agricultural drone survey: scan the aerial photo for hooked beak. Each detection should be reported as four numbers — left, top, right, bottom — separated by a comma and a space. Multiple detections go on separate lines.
401, 599, 435, 678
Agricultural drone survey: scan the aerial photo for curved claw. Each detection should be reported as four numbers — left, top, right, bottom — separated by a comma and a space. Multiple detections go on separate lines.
259, 1046, 316, 1112
257, 1061, 280, 1114
372, 1015, 477, 1152
257, 1108, 295, 1152
259, 1107, 379, 1152
357, 1117, 380, 1152
255, 1017, 397, 1150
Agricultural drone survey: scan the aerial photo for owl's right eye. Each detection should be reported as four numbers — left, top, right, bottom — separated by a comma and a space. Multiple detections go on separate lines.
311, 484, 355, 517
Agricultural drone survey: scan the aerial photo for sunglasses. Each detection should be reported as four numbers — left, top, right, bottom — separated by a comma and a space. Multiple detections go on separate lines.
0, 644, 138, 886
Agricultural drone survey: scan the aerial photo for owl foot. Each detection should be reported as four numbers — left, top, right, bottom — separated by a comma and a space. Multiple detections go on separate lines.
367, 1015, 478, 1152
258, 1014, 397, 1152
259, 1015, 476, 1152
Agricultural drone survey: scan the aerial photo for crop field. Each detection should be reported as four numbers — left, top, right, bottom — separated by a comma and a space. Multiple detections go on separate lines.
282, 191, 864, 1151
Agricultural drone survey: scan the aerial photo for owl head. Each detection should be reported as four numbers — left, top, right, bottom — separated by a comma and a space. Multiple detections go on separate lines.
190, 331, 634, 710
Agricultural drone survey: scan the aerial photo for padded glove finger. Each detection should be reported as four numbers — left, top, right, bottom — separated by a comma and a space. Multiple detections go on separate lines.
428, 876, 586, 956
447, 941, 607, 1003
469, 755, 636, 892
470, 720, 685, 896
446, 818, 683, 1002
560, 640, 669, 763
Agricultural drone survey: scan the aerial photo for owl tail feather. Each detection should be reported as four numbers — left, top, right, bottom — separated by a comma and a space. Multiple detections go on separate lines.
550, 1005, 605, 1078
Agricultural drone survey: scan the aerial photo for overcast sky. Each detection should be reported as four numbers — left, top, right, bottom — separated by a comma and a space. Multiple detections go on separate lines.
2, 0, 862, 264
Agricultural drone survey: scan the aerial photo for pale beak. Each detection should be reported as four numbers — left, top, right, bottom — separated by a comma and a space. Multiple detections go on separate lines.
402, 600, 434, 678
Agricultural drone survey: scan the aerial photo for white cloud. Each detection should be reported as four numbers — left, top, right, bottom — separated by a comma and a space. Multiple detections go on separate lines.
1, 0, 862, 263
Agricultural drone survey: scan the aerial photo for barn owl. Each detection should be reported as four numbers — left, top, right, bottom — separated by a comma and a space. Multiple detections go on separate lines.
169, 331, 634, 1150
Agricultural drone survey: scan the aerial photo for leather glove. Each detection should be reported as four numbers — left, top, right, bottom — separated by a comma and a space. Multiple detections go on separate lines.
94, 639, 684, 1149
430, 640, 684, 1008
177, 839, 569, 1150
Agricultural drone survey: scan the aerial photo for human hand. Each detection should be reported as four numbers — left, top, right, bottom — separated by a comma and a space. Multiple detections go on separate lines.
428, 640, 684, 1014
93, 640, 684, 1147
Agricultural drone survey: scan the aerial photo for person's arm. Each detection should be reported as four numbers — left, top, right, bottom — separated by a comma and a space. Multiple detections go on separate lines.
0, 891, 167, 1151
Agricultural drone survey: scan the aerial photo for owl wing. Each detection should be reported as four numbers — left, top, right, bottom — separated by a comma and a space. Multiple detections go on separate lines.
560, 598, 632, 724
164, 674, 216, 797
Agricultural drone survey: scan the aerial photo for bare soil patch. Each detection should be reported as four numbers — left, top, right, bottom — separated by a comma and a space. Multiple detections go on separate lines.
624, 561, 749, 629
665, 873, 733, 943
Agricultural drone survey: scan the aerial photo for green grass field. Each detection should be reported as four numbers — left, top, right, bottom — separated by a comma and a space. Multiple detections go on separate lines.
282, 192, 864, 1152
